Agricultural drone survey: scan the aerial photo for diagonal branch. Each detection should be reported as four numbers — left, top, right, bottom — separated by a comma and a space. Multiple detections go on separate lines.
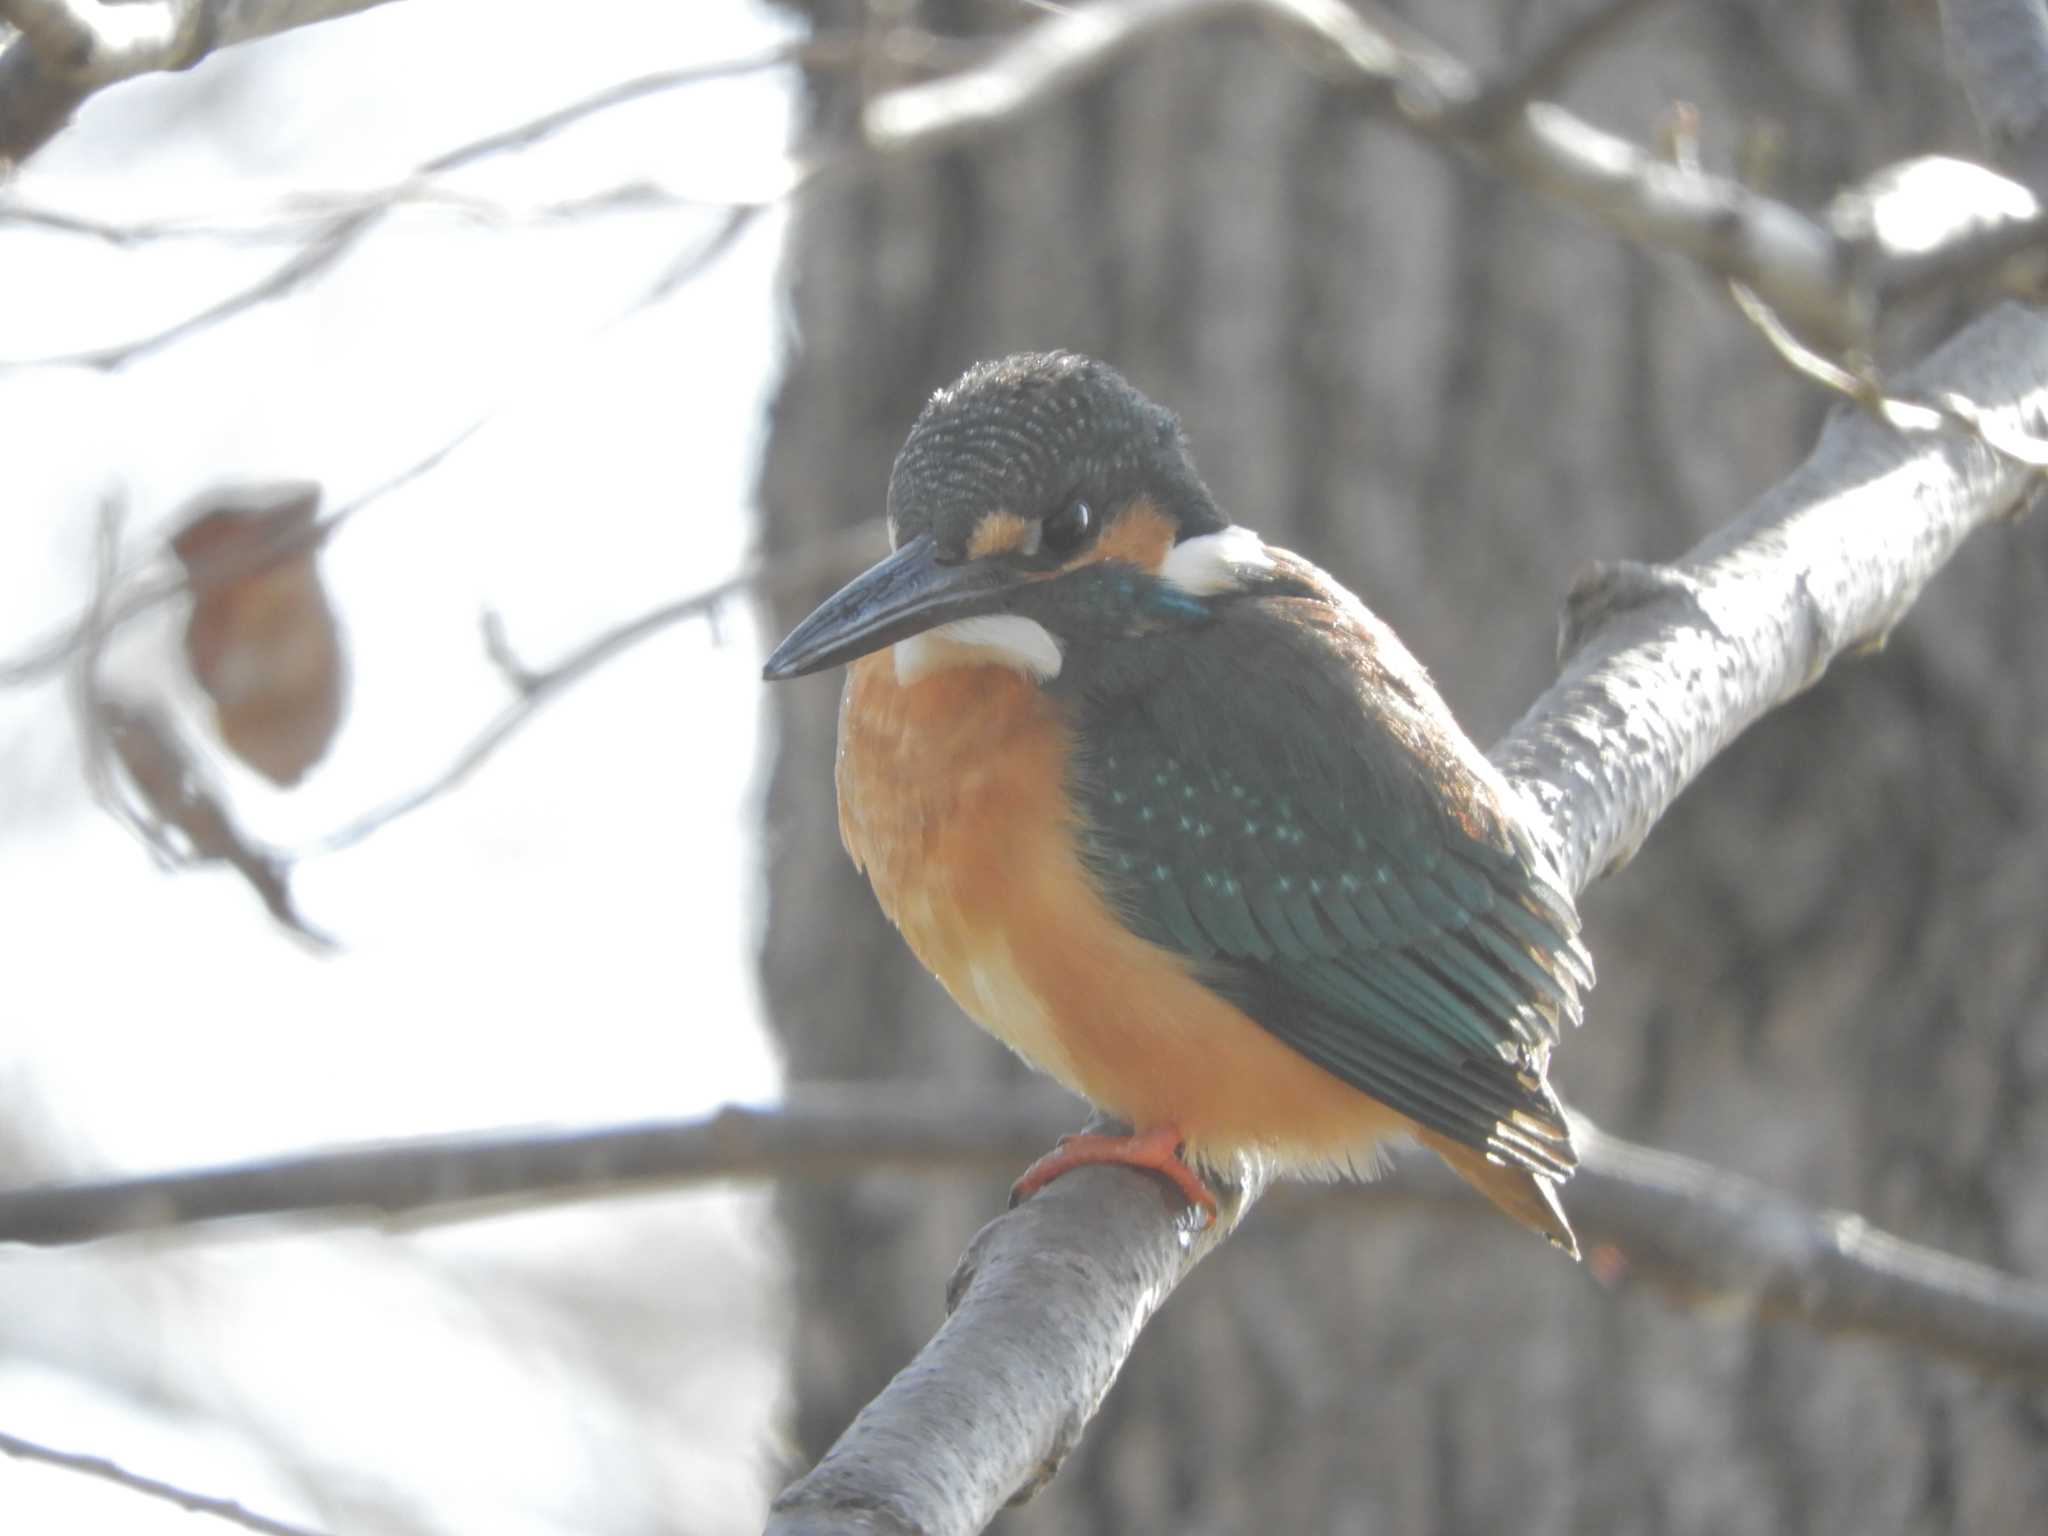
1501, 304, 2046, 890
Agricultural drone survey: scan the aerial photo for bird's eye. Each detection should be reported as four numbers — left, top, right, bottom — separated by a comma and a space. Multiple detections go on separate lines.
1041, 498, 1093, 557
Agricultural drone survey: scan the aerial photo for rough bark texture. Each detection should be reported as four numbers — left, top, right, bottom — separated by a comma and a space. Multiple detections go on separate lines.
757, 2, 2048, 1530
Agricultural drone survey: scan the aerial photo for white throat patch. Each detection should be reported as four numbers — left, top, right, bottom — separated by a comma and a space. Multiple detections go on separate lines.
893, 615, 1065, 686
1159, 525, 1275, 595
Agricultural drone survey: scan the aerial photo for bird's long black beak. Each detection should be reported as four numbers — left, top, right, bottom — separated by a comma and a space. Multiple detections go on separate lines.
762, 532, 1013, 680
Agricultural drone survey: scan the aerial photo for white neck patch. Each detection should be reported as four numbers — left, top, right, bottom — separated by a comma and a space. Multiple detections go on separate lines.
1159, 525, 1274, 595
893, 615, 1065, 686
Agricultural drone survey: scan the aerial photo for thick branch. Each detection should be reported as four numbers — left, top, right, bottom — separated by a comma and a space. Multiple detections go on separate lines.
1498, 303, 2048, 888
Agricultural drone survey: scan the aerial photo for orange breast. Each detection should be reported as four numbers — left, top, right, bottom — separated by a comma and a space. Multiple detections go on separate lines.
836, 653, 1408, 1172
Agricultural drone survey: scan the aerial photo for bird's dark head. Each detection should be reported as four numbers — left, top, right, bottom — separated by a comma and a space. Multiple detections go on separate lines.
763, 352, 1272, 686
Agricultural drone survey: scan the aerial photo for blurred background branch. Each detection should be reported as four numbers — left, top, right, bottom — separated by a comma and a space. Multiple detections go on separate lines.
7, 1089, 2048, 1390
0, 0, 408, 165
0, 1427, 329, 1536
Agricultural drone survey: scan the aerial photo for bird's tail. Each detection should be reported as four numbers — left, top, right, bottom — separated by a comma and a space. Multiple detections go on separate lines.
1415, 1129, 1579, 1259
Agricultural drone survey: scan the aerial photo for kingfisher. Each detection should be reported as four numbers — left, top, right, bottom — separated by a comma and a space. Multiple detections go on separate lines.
763, 353, 1592, 1254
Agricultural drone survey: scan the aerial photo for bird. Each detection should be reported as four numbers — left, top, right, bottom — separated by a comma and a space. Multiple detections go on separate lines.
762, 352, 1593, 1255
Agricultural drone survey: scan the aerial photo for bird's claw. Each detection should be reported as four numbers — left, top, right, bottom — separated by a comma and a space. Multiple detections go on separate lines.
1009, 1125, 1220, 1227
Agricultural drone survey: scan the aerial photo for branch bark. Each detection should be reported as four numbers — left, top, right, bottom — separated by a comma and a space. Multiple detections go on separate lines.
1499, 304, 2046, 888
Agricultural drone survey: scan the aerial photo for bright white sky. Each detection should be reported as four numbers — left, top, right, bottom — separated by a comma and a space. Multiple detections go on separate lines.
0, 3, 803, 1530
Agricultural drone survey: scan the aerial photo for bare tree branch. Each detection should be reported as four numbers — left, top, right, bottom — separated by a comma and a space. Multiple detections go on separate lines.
5, 1091, 2045, 1395
96, 696, 337, 945
303, 519, 884, 858
0, 37, 808, 367
0, 1427, 330, 1536
0, 0, 405, 163
0, 29, 945, 366
1563, 1122, 2048, 1387
0, 1093, 1072, 1244
1508, 303, 2048, 889
866, 0, 2045, 353
7, 2, 2041, 380
0, 403, 494, 691
0, 0, 204, 88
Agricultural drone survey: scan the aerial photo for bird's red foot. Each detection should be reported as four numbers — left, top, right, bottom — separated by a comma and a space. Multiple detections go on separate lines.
1010, 1124, 1219, 1226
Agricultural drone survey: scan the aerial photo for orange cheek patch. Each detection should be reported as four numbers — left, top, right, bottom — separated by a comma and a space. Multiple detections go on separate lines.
968, 511, 1036, 558
1082, 496, 1175, 573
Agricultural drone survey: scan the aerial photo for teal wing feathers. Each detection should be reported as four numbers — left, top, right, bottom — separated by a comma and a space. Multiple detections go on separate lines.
1068, 554, 1591, 1181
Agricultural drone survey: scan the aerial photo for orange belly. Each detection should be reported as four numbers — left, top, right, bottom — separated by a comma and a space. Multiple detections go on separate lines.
836, 653, 1408, 1172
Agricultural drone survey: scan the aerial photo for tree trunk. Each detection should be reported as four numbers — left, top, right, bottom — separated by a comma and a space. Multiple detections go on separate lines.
757, 2, 2048, 1528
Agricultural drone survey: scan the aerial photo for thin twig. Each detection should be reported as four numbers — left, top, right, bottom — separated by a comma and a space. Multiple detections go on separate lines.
0, 1427, 330, 1536
0, 409, 490, 691
303, 520, 884, 858
0, 28, 940, 363
64, 498, 163, 856
95, 698, 339, 947
13, 208, 371, 371
1734, 275, 2048, 463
